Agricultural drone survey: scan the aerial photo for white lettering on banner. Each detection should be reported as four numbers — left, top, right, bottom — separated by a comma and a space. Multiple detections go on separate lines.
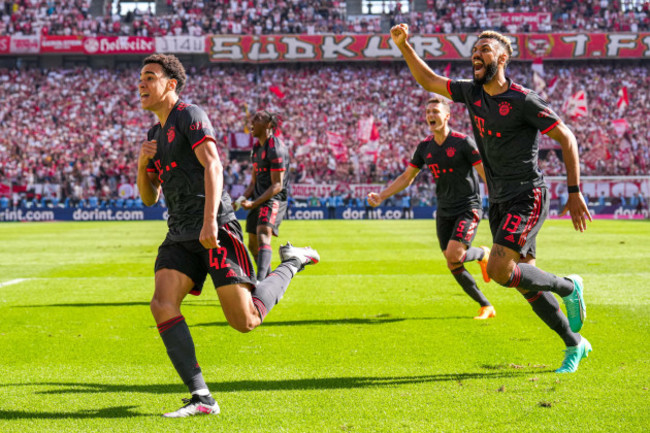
9, 36, 40, 53
249, 39, 279, 61
562, 34, 590, 57
362, 36, 401, 58
210, 36, 243, 60
644, 36, 650, 56
100, 37, 154, 53
155, 36, 205, 53
321, 36, 356, 59
72, 209, 144, 221
607, 34, 638, 57
0, 209, 54, 222
0, 37, 9, 53
291, 210, 324, 220
410, 36, 444, 58
290, 184, 383, 199
282, 36, 316, 60
41, 38, 83, 50
342, 207, 403, 220
445, 35, 477, 58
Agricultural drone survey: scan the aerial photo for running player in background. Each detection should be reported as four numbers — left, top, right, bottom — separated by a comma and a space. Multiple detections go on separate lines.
390, 24, 592, 373
237, 111, 290, 281
136, 54, 319, 417
368, 97, 495, 320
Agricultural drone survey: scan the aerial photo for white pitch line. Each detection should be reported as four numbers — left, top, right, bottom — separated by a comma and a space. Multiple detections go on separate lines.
0, 278, 31, 288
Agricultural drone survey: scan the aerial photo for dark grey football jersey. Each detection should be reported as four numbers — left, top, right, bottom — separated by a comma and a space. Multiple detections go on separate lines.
448, 78, 562, 203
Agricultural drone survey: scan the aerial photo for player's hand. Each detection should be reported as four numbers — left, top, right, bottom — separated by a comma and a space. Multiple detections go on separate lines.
199, 221, 220, 249
241, 199, 255, 210
560, 192, 592, 232
138, 140, 157, 168
233, 196, 246, 211
367, 192, 383, 208
390, 24, 409, 47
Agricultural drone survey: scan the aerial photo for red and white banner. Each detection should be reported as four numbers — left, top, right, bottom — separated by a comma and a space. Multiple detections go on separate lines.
546, 177, 650, 201
616, 86, 629, 115
291, 183, 383, 199
155, 35, 205, 53
10, 35, 40, 54
488, 12, 551, 31
83, 36, 155, 54
40, 36, 84, 53
563, 90, 588, 119
357, 116, 374, 143
326, 131, 348, 162
612, 118, 630, 137
0, 33, 649, 60
0, 36, 10, 54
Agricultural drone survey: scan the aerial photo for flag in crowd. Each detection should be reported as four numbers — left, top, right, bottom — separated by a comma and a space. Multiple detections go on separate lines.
617, 86, 629, 116
562, 90, 588, 119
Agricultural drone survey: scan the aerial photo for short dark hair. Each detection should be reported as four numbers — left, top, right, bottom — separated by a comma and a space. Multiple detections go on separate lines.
426, 97, 450, 111
259, 110, 279, 131
142, 54, 187, 94
477, 30, 514, 65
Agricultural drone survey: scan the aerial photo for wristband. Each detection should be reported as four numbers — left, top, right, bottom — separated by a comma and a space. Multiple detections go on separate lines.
567, 185, 580, 194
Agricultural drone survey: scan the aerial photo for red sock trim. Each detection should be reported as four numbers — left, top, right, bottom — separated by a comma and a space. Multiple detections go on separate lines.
507, 265, 522, 288
252, 297, 268, 321
259, 245, 272, 251
451, 266, 466, 275
526, 291, 542, 303
157, 315, 185, 334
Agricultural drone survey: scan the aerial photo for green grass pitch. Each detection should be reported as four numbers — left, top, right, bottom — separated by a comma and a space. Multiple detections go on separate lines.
0, 219, 649, 432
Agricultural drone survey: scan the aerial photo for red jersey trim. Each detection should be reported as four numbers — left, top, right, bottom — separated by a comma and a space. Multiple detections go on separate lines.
408, 162, 419, 168
270, 168, 286, 172
146, 168, 157, 173
541, 121, 560, 135
446, 79, 452, 96
191, 135, 216, 150
472, 160, 482, 166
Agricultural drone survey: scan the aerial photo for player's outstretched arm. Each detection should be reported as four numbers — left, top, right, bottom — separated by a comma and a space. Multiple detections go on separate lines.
137, 139, 161, 206
545, 123, 592, 232
391, 24, 451, 98
195, 138, 222, 249
368, 166, 420, 207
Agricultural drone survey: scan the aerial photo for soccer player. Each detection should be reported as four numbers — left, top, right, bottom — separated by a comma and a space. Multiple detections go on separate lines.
368, 97, 495, 320
237, 111, 290, 281
136, 54, 319, 417
390, 24, 592, 373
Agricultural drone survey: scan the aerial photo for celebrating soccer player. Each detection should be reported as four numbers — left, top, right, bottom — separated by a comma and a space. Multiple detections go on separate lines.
368, 97, 496, 320
136, 54, 319, 417
236, 110, 290, 281
390, 24, 592, 373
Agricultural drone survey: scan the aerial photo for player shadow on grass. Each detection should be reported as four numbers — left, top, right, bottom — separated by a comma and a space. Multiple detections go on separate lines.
10, 369, 552, 398
0, 405, 148, 419
193, 316, 470, 327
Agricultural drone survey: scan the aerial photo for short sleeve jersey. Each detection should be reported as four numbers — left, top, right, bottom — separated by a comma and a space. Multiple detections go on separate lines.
447, 78, 562, 203
146, 100, 235, 241
409, 130, 483, 217
251, 135, 290, 202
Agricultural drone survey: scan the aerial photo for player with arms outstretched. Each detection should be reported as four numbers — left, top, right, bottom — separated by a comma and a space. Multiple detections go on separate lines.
390, 24, 592, 373
368, 97, 495, 319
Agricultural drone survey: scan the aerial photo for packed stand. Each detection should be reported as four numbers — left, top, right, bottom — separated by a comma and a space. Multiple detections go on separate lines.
0, 62, 648, 209
1, 0, 648, 36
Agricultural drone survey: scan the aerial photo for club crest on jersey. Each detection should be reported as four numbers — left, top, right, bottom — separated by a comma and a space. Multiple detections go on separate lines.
499, 101, 512, 116
446, 147, 456, 158
167, 126, 176, 143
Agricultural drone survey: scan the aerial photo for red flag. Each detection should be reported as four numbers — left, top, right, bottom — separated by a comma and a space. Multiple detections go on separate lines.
616, 86, 629, 115
562, 90, 588, 119
269, 85, 285, 99
443, 62, 451, 77
612, 118, 630, 137
326, 131, 348, 162
370, 122, 379, 140
531, 57, 544, 76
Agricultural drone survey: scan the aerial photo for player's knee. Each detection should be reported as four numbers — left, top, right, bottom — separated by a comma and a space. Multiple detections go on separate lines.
486, 262, 510, 285
229, 316, 258, 333
150, 297, 175, 319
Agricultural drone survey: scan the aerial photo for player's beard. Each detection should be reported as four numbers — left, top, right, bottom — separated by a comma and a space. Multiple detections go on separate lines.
473, 61, 498, 86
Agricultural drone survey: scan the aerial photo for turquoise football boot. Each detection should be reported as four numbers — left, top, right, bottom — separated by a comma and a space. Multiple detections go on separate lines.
563, 274, 586, 333
556, 338, 592, 373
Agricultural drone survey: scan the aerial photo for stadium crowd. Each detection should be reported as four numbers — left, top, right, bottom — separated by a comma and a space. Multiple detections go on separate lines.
0, 60, 647, 209
1, 0, 647, 36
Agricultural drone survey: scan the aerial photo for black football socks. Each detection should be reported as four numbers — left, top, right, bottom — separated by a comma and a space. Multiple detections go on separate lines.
251, 262, 296, 321
522, 291, 580, 346
256, 244, 273, 281
462, 247, 485, 263
506, 263, 574, 297
157, 316, 210, 396
451, 266, 491, 307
